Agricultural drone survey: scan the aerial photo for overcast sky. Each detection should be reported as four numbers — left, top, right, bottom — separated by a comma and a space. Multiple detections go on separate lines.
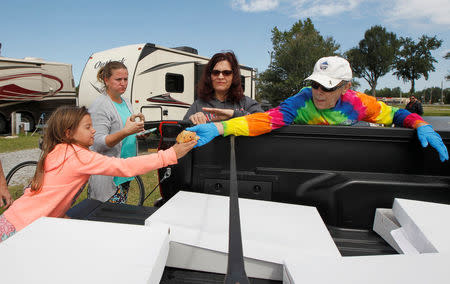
1, 0, 449, 93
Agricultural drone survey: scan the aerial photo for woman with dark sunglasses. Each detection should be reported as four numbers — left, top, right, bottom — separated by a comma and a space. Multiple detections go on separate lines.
187, 56, 448, 163
183, 52, 263, 125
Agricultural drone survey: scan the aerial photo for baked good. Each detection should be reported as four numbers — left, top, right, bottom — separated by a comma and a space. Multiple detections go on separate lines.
176, 130, 199, 143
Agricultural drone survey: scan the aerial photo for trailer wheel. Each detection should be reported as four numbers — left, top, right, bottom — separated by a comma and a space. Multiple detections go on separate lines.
0, 115, 7, 134
19, 113, 35, 132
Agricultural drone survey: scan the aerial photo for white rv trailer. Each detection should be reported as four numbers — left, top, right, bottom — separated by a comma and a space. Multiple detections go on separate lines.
0, 57, 77, 133
78, 43, 257, 124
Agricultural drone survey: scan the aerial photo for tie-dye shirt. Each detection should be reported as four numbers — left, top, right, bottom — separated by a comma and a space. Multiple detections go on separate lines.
222, 87, 427, 137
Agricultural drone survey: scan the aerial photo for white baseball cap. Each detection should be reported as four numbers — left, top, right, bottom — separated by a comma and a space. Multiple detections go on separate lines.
305, 56, 352, 88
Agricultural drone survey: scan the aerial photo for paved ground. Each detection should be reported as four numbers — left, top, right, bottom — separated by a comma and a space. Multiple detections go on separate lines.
0, 148, 41, 177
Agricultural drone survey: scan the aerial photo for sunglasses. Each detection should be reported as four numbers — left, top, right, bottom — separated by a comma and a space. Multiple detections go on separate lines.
211, 70, 233, 76
311, 81, 345, 92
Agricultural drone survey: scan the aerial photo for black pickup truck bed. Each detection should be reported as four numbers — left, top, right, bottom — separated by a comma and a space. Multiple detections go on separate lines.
69, 123, 449, 283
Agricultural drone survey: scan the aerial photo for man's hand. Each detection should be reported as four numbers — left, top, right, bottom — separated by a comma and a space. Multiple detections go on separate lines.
417, 125, 449, 162
202, 108, 234, 121
186, 123, 221, 147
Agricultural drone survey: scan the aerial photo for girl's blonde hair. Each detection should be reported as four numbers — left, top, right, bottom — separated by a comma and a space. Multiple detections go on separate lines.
31, 106, 90, 191
96, 61, 127, 89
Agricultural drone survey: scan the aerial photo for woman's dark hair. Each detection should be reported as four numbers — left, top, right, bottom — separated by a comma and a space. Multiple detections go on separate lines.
197, 52, 244, 103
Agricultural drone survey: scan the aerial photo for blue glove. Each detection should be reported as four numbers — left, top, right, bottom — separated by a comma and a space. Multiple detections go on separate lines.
417, 125, 448, 162
186, 123, 220, 147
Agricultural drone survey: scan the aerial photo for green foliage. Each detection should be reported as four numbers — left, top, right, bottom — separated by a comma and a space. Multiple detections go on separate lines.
415, 87, 450, 104
394, 36, 442, 94
363, 87, 404, 98
258, 18, 340, 105
350, 79, 361, 91
345, 26, 399, 97
363, 87, 450, 104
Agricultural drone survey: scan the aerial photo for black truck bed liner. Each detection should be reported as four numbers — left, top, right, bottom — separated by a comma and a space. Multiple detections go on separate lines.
69, 123, 449, 283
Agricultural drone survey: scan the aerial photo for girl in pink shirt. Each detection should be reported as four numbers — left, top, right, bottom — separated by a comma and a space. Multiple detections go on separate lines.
0, 106, 196, 242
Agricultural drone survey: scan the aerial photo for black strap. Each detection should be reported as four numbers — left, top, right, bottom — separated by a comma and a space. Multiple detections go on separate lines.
224, 136, 250, 284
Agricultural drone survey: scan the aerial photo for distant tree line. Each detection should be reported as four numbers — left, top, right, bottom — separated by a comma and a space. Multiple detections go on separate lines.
257, 19, 444, 105
363, 87, 450, 104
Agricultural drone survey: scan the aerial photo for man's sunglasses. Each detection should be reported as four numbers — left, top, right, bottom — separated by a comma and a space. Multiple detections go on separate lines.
311, 81, 345, 92
211, 70, 233, 76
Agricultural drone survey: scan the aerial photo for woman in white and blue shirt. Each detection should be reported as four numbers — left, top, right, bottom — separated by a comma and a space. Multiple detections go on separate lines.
88, 61, 145, 203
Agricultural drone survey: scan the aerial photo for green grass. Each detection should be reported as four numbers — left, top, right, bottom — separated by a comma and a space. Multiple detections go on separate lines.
72, 170, 161, 208
422, 105, 450, 116
391, 104, 450, 116
0, 134, 41, 153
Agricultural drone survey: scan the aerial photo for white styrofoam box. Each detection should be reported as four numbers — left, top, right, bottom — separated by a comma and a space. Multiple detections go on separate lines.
145, 191, 341, 280
393, 198, 450, 253
390, 227, 419, 254
0, 217, 170, 284
373, 208, 402, 253
283, 253, 450, 284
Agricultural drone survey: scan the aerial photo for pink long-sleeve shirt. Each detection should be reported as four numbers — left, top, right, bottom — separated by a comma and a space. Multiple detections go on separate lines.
4, 143, 177, 231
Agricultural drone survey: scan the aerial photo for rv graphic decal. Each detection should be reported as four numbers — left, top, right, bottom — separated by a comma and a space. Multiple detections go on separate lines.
89, 82, 103, 95
0, 73, 63, 101
138, 61, 200, 75
93, 57, 126, 69
146, 93, 190, 108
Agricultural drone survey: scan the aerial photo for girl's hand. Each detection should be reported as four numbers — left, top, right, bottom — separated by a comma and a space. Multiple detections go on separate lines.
172, 140, 197, 159
202, 107, 234, 121
124, 116, 144, 135
189, 112, 209, 125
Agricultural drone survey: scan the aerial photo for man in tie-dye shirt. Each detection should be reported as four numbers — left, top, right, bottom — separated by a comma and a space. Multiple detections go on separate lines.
187, 56, 448, 162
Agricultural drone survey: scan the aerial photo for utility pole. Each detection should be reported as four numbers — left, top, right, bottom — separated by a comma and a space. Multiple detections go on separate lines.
441, 80, 444, 104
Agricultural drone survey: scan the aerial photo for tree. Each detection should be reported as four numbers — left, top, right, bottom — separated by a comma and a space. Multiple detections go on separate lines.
394, 36, 442, 94
258, 18, 340, 105
345, 26, 399, 97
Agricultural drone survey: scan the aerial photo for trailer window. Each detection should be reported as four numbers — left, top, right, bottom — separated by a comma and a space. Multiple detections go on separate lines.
240, 75, 245, 92
166, 73, 184, 93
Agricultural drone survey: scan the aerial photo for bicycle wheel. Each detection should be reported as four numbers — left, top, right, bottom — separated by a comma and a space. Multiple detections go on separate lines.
124, 175, 145, 206
6, 161, 38, 199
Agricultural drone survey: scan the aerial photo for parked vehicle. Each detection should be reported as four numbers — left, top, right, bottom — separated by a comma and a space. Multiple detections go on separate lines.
0, 56, 77, 133
68, 121, 450, 282
78, 43, 257, 126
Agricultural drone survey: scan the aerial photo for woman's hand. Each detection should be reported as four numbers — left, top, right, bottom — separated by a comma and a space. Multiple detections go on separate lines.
202, 107, 234, 121
189, 112, 209, 125
130, 113, 145, 122
0, 162, 12, 209
0, 187, 13, 209
172, 140, 197, 159
124, 116, 145, 135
